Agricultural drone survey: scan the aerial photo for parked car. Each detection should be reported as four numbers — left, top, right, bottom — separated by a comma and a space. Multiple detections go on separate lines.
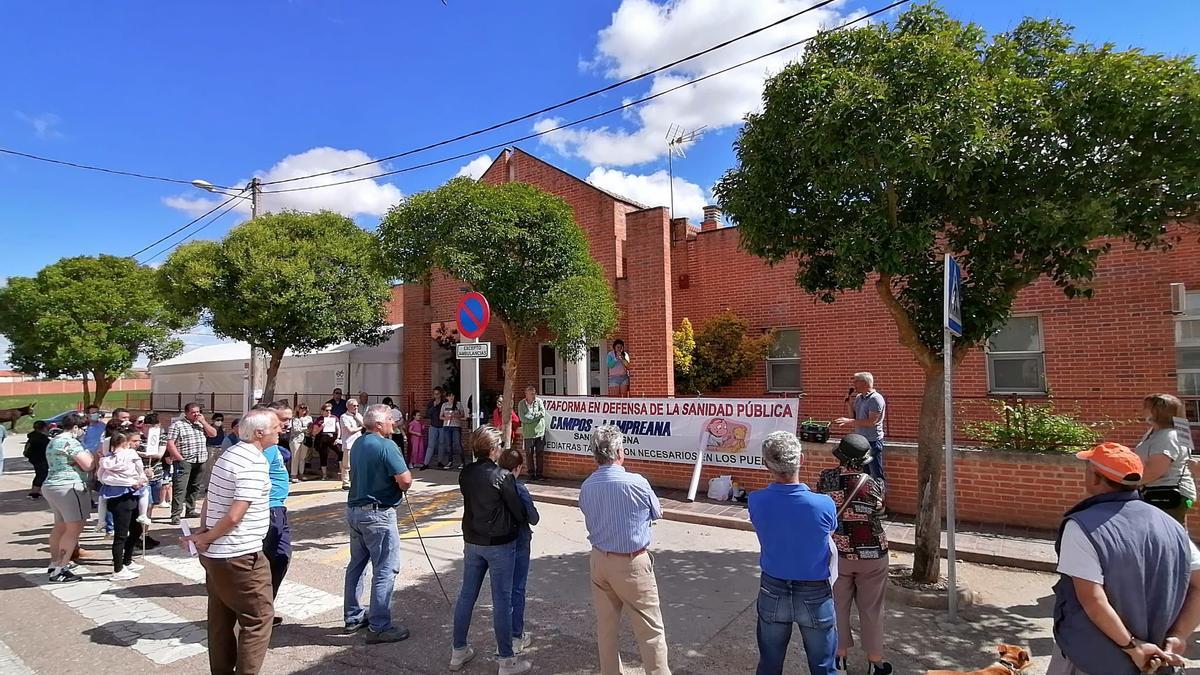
38, 409, 109, 430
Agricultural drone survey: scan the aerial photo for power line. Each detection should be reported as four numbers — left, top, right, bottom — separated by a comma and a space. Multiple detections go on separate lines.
262, 0, 910, 196
138, 196, 243, 264
0, 147, 234, 189
128, 188, 247, 260
258, 0, 843, 187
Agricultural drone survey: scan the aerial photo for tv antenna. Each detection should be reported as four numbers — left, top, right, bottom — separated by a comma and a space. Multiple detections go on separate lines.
665, 123, 706, 218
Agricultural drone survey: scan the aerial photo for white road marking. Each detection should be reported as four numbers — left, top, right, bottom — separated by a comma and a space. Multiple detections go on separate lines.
143, 547, 341, 620
22, 567, 206, 665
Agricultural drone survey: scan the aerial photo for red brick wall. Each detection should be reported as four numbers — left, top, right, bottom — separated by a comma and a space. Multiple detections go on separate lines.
625, 207, 675, 397
0, 378, 149, 397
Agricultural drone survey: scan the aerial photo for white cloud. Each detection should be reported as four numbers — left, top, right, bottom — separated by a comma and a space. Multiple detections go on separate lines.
536, 0, 854, 166
15, 111, 64, 140
586, 167, 708, 220
162, 147, 404, 220
455, 154, 494, 180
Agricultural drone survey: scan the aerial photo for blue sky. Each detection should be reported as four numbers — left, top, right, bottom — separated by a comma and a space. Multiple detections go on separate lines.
2, 0, 1199, 362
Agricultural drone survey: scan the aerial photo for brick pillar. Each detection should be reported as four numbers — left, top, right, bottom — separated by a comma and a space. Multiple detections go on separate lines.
402, 283, 432, 412
624, 207, 674, 397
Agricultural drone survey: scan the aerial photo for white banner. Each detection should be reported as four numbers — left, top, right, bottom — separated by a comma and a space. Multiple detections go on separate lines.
542, 396, 800, 470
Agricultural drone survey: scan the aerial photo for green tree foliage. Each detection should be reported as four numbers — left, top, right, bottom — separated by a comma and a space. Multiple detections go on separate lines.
158, 211, 393, 402
672, 318, 696, 386
378, 178, 618, 443
0, 255, 192, 406
674, 312, 775, 394
964, 398, 1112, 454
714, 4, 1200, 581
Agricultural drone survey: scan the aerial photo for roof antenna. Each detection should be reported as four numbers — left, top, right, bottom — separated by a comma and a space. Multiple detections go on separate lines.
665, 124, 706, 218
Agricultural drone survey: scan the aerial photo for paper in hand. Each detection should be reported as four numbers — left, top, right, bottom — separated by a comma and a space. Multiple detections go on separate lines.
180, 521, 198, 556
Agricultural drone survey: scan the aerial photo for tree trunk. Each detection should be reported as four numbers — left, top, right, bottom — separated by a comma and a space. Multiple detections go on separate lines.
912, 363, 947, 583
260, 348, 285, 404
81, 371, 92, 409
500, 321, 521, 450
92, 372, 115, 408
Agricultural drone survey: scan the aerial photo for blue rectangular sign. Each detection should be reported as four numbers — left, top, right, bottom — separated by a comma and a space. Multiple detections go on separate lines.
944, 254, 963, 337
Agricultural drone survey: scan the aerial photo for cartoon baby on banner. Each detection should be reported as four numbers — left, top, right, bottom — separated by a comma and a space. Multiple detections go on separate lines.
701, 418, 750, 455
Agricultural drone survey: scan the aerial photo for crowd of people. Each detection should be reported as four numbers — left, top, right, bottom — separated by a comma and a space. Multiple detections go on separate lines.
16, 371, 1200, 675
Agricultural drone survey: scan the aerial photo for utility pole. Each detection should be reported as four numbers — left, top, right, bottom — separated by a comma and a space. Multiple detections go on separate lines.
249, 176, 261, 218
246, 177, 262, 406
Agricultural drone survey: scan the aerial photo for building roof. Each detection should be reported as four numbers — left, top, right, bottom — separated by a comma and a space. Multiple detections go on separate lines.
151, 325, 403, 369
483, 148, 649, 210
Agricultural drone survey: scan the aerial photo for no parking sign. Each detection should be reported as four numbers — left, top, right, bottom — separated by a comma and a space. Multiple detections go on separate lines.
457, 292, 491, 339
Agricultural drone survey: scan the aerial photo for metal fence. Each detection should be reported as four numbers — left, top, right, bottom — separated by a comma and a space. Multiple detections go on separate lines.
150, 392, 416, 415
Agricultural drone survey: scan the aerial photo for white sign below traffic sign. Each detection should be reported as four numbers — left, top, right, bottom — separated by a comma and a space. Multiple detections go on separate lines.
456, 342, 492, 359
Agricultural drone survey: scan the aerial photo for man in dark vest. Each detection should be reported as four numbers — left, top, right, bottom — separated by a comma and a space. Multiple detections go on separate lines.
1050, 442, 1200, 674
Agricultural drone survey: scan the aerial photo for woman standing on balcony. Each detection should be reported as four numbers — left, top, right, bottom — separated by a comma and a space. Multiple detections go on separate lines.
1136, 393, 1196, 523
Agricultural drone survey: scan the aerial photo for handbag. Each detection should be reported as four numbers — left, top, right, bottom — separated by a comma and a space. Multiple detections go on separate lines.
1142, 483, 1187, 510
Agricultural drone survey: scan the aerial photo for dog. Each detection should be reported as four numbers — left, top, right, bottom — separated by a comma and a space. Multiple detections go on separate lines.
927, 643, 1031, 675
0, 402, 36, 430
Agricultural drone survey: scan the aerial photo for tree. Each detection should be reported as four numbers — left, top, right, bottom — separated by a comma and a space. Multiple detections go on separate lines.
674, 312, 775, 394
378, 178, 618, 444
714, 4, 1200, 582
0, 255, 192, 406
158, 211, 393, 403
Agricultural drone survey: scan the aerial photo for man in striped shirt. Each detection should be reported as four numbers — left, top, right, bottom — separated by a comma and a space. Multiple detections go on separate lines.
578, 425, 670, 675
183, 408, 275, 675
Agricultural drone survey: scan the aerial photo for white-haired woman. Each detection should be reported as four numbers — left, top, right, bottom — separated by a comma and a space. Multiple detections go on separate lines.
747, 431, 838, 675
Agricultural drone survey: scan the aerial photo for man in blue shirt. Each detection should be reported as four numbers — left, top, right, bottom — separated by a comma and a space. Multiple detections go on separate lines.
835, 372, 887, 483
82, 405, 106, 451
748, 431, 838, 675
344, 403, 412, 644
579, 425, 669, 675
262, 403, 294, 624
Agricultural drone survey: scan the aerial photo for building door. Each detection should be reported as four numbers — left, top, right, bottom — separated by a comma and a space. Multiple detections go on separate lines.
588, 346, 604, 396
539, 344, 565, 395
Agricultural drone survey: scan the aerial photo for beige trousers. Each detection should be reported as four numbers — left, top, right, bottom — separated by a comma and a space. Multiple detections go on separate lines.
833, 556, 889, 658
589, 548, 671, 675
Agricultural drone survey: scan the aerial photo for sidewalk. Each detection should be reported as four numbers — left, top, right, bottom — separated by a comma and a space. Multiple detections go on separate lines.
524, 477, 1059, 573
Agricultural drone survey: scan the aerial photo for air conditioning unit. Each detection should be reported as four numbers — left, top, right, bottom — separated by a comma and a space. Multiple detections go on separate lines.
1171, 283, 1188, 315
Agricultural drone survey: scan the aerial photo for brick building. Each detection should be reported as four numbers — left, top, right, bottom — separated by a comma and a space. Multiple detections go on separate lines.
395, 147, 1200, 531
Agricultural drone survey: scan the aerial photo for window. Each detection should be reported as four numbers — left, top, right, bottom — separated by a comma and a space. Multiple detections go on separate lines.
986, 316, 1046, 394
766, 329, 802, 393
1176, 292, 1200, 414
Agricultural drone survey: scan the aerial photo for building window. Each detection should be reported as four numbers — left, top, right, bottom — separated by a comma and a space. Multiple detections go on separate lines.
766, 329, 802, 393
1175, 291, 1200, 421
986, 316, 1046, 394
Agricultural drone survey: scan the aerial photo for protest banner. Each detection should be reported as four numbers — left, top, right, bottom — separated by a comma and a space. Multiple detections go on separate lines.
541, 396, 800, 469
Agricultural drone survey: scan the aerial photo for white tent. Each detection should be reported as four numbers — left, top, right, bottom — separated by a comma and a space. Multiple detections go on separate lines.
151, 325, 404, 410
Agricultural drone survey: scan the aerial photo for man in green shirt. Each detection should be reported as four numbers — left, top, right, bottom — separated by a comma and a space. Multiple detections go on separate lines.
518, 386, 547, 480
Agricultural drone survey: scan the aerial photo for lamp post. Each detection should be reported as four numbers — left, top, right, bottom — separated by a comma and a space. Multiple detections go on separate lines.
190, 177, 264, 408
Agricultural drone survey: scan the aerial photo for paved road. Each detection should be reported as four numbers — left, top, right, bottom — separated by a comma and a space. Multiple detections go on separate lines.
2, 434, 1195, 675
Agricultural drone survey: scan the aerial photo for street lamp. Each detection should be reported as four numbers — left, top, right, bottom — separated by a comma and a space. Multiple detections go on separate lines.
191, 177, 261, 218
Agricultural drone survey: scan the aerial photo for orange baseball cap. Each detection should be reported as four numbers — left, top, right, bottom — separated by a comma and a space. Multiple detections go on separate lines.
1076, 442, 1144, 485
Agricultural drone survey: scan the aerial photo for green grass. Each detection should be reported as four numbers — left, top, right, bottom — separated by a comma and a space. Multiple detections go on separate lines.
0, 393, 83, 433
0, 391, 149, 433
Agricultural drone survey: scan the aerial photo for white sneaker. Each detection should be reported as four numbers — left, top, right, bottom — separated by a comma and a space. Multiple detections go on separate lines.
497, 656, 531, 675
125, 562, 144, 572
449, 645, 476, 671
110, 568, 140, 581
136, 515, 152, 526
512, 632, 532, 654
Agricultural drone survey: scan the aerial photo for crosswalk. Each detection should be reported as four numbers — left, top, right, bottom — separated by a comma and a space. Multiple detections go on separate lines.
21, 567, 207, 665
142, 546, 342, 620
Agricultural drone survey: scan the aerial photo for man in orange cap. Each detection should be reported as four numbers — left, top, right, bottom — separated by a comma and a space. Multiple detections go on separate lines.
1049, 442, 1200, 674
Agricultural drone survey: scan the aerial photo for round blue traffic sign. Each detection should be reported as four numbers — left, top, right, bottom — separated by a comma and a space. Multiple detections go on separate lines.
457, 292, 491, 339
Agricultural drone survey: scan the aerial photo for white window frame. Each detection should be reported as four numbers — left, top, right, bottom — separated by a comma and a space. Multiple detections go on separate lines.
766, 328, 802, 393
1175, 290, 1200, 408
985, 315, 1047, 395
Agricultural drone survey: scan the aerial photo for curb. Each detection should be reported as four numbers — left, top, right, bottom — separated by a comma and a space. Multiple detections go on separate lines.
528, 489, 1056, 574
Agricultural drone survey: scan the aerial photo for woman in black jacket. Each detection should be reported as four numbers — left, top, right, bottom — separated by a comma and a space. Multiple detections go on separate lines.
449, 426, 531, 674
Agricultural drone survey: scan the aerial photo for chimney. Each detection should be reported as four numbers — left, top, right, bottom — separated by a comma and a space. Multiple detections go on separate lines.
701, 204, 721, 231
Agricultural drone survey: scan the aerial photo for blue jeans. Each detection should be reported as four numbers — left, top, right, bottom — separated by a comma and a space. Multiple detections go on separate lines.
866, 440, 886, 484
344, 506, 400, 631
453, 541, 517, 657
442, 426, 462, 466
427, 427, 443, 465
756, 573, 837, 675
512, 530, 532, 637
